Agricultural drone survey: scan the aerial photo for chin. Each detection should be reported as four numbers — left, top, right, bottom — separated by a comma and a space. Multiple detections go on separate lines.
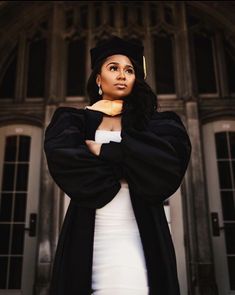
113, 90, 130, 97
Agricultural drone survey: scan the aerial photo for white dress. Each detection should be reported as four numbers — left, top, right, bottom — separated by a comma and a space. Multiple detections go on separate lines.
91, 130, 149, 295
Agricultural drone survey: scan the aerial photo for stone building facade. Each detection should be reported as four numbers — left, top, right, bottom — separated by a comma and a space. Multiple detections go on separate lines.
0, 1, 234, 295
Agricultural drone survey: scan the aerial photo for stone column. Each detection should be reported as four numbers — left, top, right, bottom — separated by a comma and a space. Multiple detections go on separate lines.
34, 3, 64, 294
143, 2, 156, 91
185, 101, 218, 295
178, 3, 218, 294
15, 32, 27, 102
34, 105, 59, 295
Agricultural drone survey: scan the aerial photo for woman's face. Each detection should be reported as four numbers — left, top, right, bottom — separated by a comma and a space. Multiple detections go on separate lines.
96, 54, 135, 100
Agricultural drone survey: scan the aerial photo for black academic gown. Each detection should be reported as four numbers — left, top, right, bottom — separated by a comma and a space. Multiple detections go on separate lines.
44, 106, 192, 295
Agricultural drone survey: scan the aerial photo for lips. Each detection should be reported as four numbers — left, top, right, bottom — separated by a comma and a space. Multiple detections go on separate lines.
114, 84, 127, 88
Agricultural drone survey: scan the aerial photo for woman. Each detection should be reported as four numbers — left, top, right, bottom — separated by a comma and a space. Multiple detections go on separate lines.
44, 36, 192, 295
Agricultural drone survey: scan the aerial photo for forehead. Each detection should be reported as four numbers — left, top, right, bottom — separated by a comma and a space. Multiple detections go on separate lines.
103, 54, 133, 66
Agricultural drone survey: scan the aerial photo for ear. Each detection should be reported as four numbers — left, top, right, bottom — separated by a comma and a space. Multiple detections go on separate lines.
96, 74, 101, 86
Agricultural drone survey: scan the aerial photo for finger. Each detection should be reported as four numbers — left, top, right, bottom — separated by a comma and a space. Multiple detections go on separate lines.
85, 140, 94, 143
85, 140, 92, 145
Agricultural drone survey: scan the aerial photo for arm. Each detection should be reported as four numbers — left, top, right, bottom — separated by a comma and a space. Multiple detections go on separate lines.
99, 111, 192, 205
86, 139, 124, 182
44, 107, 121, 208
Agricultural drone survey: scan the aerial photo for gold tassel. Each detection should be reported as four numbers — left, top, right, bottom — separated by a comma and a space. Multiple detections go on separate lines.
143, 56, 147, 80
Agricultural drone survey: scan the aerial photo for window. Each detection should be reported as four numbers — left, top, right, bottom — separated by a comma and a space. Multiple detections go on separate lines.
94, 2, 102, 27
215, 132, 235, 290
153, 33, 175, 94
224, 38, 235, 95
0, 135, 31, 289
0, 47, 17, 99
66, 38, 86, 97
26, 37, 47, 99
193, 32, 217, 95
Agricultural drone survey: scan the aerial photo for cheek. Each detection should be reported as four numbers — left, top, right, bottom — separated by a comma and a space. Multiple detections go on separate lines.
128, 78, 135, 89
101, 74, 115, 88
101, 78, 112, 93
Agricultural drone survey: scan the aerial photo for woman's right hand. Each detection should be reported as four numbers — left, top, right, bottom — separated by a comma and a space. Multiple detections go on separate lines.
85, 140, 102, 156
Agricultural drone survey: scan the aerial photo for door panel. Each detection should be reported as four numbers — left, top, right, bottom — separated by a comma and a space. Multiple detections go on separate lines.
203, 121, 235, 295
0, 125, 42, 295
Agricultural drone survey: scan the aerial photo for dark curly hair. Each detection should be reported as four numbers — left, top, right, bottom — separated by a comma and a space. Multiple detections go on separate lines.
86, 56, 158, 131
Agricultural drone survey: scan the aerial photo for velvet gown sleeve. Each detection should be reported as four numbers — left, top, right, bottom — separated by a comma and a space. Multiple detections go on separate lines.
99, 111, 192, 205
44, 107, 121, 208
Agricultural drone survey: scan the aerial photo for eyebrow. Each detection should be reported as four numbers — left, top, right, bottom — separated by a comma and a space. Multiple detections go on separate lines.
106, 62, 134, 69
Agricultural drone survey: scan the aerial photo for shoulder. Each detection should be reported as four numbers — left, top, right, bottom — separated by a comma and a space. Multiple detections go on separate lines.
51, 106, 85, 119
151, 110, 182, 123
149, 110, 190, 138
150, 110, 184, 127
46, 107, 86, 137
49, 106, 85, 125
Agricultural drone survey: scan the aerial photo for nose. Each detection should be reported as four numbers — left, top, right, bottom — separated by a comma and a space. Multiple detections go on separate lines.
117, 69, 126, 80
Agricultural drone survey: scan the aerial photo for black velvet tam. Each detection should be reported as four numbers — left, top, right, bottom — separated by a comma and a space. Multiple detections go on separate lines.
90, 36, 145, 76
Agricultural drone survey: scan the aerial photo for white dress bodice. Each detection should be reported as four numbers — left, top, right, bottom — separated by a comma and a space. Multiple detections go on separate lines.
91, 130, 149, 295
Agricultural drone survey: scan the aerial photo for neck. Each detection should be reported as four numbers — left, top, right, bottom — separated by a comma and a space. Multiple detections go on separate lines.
102, 96, 123, 101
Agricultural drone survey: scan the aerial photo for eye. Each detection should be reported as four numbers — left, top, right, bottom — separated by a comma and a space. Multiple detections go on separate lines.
109, 65, 134, 74
126, 68, 134, 74
109, 65, 118, 71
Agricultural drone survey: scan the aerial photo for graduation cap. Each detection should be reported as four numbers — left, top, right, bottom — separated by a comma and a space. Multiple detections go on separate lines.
90, 36, 147, 79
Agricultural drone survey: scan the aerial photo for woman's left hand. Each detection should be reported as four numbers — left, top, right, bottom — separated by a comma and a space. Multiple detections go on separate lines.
85, 140, 102, 156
